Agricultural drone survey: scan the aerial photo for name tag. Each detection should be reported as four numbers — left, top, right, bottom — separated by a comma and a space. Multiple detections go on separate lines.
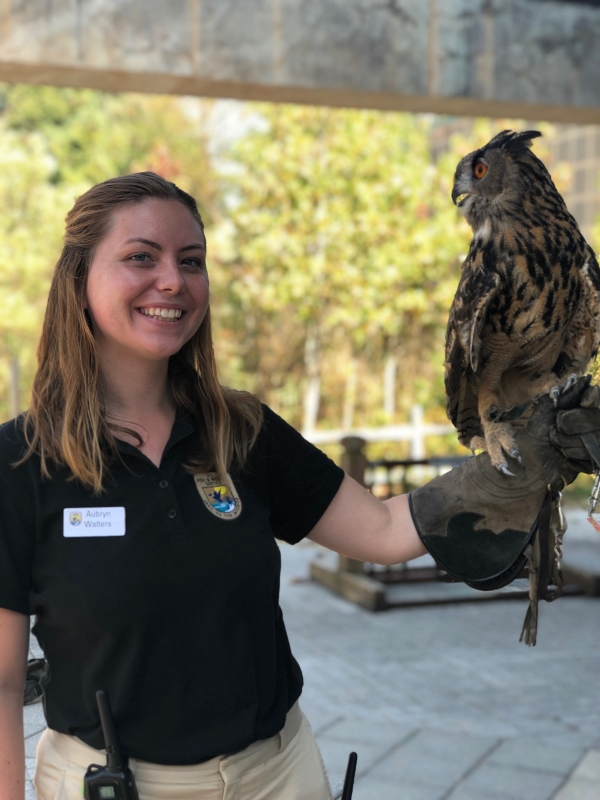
63, 507, 126, 537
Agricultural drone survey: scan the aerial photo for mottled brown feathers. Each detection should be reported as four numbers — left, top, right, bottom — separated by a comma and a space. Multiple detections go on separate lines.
446, 130, 600, 468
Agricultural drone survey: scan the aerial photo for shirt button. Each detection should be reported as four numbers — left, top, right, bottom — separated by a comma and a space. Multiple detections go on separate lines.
168, 509, 177, 519
159, 479, 169, 489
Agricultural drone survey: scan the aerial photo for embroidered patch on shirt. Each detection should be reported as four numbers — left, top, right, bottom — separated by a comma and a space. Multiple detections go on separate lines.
194, 473, 242, 520
63, 507, 126, 537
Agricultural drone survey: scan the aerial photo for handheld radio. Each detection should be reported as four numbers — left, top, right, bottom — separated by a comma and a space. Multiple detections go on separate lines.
83, 690, 139, 800
341, 751, 357, 799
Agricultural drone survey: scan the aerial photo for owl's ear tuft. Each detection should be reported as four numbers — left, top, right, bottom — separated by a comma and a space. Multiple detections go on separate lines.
505, 130, 542, 152
484, 130, 542, 154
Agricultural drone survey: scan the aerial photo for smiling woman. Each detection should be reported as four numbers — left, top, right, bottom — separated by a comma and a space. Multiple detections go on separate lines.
22, 175, 261, 485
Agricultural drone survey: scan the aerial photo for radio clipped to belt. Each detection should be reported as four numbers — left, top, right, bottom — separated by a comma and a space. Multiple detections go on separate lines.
83, 690, 139, 800
83, 689, 357, 799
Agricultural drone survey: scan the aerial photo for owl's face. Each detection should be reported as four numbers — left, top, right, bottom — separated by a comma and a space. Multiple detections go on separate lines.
451, 130, 543, 231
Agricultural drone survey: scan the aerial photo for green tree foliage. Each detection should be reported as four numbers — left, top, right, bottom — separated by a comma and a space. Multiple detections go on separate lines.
0, 123, 78, 416
1, 85, 218, 219
212, 105, 473, 432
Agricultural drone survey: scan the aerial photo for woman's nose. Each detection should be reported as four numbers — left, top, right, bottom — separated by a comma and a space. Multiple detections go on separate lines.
155, 258, 185, 293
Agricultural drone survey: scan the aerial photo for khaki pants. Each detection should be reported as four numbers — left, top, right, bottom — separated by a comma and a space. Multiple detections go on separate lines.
34, 702, 333, 800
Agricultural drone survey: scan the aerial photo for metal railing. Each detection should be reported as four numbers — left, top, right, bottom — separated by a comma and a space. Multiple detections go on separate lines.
364, 455, 471, 500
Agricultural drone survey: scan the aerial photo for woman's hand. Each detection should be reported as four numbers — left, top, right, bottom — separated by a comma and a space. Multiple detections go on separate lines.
307, 474, 427, 565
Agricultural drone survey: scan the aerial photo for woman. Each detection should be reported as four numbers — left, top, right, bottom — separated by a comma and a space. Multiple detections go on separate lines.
0, 172, 596, 800
0, 173, 427, 800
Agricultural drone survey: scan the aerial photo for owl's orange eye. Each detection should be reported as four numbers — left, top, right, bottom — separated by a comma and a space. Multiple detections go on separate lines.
474, 162, 488, 179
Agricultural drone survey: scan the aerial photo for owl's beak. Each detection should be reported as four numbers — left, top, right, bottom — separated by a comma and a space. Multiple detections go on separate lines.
451, 186, 470, 207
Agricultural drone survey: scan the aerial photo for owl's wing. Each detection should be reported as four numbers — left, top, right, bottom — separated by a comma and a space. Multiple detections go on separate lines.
555, 249, 600, 376
583, 250, 600, 296
445, 269, 500, 440
579, 251, 600, 364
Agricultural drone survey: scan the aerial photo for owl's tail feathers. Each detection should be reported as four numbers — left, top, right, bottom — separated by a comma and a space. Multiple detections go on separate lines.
455, 410, 483, 446
447, 376, 482, 448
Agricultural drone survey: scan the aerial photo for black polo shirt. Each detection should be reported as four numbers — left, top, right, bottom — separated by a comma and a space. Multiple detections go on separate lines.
0, 405, 344, 765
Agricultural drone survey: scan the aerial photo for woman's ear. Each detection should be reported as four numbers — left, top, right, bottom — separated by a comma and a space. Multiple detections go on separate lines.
82, 289, 93, 329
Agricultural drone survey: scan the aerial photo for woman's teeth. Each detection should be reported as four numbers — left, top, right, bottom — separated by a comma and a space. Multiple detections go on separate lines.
140, 307, 182, 320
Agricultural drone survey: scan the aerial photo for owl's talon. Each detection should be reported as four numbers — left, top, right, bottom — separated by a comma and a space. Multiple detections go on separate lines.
550, 386, 560, 407
481, 421, 520, 475
498, 463, 517, 477
509, 448, 523, 463
561, 374, 578, 393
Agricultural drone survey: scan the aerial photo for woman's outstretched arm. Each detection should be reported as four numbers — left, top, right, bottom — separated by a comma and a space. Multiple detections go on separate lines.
307, 473, 427, 565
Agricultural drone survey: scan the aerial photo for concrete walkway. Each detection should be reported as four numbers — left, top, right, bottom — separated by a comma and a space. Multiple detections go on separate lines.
279, 538, 600, 800
23, 512, 600, 799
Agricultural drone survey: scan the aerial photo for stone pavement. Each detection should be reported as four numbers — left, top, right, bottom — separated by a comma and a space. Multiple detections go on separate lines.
279, 526, 600, 800
23, 510, 600, 799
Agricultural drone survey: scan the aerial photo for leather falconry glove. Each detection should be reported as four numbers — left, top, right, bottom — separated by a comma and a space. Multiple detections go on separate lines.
409, 376, 597, 646
551, 383, 600, 473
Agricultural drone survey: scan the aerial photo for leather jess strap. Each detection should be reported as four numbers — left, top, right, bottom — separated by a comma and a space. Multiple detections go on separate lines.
536, 493, 554, 602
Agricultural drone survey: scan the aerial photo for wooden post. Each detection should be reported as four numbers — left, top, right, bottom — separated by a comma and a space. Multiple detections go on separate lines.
410, 405, 425, 484
340, 435, 367, 482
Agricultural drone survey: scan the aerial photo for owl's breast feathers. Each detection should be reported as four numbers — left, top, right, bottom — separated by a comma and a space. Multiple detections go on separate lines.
445, 212, 600, 445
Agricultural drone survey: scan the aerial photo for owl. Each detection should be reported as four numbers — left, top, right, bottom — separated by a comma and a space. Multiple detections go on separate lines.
445, 130, 600, 474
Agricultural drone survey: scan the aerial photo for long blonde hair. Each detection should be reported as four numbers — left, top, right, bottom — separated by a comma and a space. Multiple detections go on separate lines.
21, 172, 262, 493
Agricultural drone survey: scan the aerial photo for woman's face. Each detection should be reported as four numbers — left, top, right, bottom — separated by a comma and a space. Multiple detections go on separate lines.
85, 198, 209, 363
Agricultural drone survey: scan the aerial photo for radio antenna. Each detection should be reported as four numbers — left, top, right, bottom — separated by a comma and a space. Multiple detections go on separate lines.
96, 690, 124, 771
341, 751, 357, 799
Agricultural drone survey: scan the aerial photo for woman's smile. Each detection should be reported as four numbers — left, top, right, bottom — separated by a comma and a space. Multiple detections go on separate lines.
137, 306, 185, 321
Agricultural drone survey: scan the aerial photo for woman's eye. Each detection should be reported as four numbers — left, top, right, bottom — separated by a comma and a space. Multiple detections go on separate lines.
130, 252, 151, 262
181, 258, 204, 269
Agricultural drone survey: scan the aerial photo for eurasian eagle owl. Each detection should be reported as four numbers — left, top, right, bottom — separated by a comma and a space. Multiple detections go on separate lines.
445, 130, 600, 474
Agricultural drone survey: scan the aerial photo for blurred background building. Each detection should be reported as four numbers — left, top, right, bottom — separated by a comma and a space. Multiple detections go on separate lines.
551, 125, 600, 240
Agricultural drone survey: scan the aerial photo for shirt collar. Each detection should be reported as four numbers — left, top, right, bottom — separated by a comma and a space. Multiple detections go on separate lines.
114, 407, 196, 463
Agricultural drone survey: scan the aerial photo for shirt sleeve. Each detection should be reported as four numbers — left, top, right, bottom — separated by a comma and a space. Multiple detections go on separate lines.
0, 420, 36, 615
258, 405, 345, 544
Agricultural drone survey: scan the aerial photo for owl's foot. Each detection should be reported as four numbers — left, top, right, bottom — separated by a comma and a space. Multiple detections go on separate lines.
483, 421, 522, 476
549, 374, 579, 407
